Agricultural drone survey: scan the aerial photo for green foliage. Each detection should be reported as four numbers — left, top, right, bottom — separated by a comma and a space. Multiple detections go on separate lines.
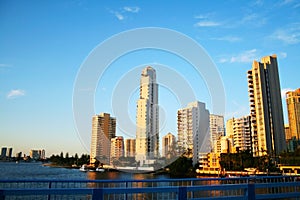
167, 156, 194, 177
220, 150, 278, 172
49, 152, 90, 167
280, 148, 300, 165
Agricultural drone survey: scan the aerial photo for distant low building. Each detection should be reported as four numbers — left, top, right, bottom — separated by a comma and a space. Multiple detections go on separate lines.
162, 132, 176, 159
30, 150, 40, 160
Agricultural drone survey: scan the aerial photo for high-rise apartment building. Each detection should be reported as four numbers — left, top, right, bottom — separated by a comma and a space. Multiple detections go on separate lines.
135, 66, 159, 165
226, 116, 252, 152
90, 113, 116, 164
247, 55, 286, 157
162, 132, 176, 158
210, 114, 225, 153
1, 147, 7, 159
177, 101, 210, 165
286, 88, 300, 140
125, 138, 136, 157
110, 136, 124, 165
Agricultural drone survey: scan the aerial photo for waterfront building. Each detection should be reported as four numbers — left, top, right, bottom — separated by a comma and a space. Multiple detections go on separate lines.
210, 114, 225, 153
1, 147, 7, 159
197, 152, 220, 175
90, 113, 116, 165
247, 55, 286, 157
30, 150, 40, 160
110, 136, 124, 166
124, 138, 136, 157
162, 132, 176, 159
286, 88, 300, 141
226, 116, 252, 152
177, 101, 210, 165
135, 66, 159, 165
7, 148, 12, 158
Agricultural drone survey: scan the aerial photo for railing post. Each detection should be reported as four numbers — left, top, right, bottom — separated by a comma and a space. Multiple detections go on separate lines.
0, 190, 4, 200
247, 183, 255, 200
93, 188, 103, 200
178, 186, 187, 200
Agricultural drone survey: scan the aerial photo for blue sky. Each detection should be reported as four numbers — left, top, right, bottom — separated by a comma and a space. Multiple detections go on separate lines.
1, 0, 300, 157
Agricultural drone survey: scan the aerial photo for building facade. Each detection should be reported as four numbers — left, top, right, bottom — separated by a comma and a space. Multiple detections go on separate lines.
110, 136, 124, 165
135, 66, 159, 165
162, 132, 176, 159
125, 138, 136, 157
90, 113, 116, 165
286, 88, 300, 140
177, 101, 210, 165
210, 114, 225, 153
226, 116, 252, 153
247, 55, 286, 157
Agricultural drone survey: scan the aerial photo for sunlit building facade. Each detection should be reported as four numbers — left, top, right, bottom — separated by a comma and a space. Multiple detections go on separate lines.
90, 113, 116, 164
286, 88, 300, 140
210, 114, 225, 153
135, 66, 159, 165
177, 101, 210, 165
226, 116, 252, 152
247, 55, 286, 157
125, 138, 136, 157
110, 136, 124, 165
162, 132, 176, 159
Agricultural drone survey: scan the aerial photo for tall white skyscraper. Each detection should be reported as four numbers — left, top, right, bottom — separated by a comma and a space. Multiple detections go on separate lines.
135, 66, 159, 165
177, 101, 210, 165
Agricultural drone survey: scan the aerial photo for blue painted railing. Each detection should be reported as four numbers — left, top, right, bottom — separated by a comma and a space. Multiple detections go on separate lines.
0, 176, 299, 199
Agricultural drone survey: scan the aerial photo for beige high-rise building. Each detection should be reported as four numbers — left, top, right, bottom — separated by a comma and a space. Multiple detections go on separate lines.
286, 88, 300, 140
177, 101, 210, 165
90, 113, 116, 164
125, 138, 136, 157
210, 114, 225, 153
135, 66, 159, 165
226, 116, 252, 152
162, 132, 176, 158
110, 136, 124, 165
247, 55, 286, 157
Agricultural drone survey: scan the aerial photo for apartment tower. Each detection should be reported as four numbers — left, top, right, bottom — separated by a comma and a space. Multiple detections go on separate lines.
177, 101, 210, 165
210, 114, 225, 153
125, 138, 136, 157
286, 88, 300, 140
162, 132, 176, 158
226, 116, 252, 152
90, 113, 116, 164
247, 55, 286, 157
135, 66, 159, 164
110, 136, 124, 165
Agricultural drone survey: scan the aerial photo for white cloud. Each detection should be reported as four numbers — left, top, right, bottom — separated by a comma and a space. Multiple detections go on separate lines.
114, 12, 124, 20
7, 89, 25, 99
270, 24, 300, 44
211, 36, 242, 42
123, 6, 140, 13
281, 88, 294, 99
219, 49, 258, 64
279, 52, 287, 58
194, 21, 221, 27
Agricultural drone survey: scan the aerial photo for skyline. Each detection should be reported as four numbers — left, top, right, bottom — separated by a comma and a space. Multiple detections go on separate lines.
1, 1, 300, 156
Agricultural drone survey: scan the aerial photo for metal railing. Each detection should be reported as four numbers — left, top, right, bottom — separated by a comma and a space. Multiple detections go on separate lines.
0, 176, 299, 200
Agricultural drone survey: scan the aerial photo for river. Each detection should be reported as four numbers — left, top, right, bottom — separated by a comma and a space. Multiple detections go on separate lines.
0, 162, 170, 180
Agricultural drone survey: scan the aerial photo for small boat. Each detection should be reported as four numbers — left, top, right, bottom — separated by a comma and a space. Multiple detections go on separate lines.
96, 168, 105, 172
79, 164, 88, 172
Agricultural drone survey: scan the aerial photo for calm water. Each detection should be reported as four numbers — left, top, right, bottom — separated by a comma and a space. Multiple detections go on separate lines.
0, 162, 170, 180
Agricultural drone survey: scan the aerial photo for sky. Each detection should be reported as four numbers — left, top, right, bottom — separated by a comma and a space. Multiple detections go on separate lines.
1, 0, 300, 157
